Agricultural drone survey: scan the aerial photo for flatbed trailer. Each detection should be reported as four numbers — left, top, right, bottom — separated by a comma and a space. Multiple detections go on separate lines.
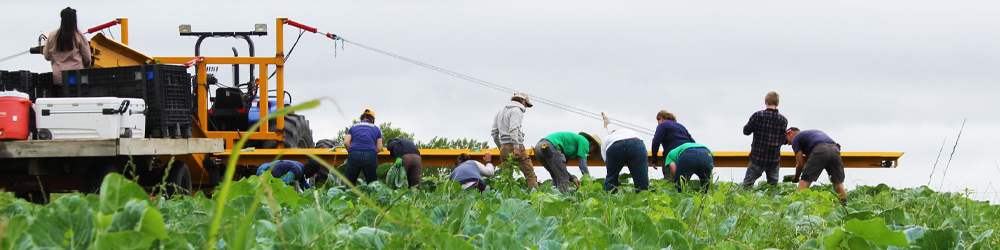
222, 148, 903, 169
0, 138, 224, 202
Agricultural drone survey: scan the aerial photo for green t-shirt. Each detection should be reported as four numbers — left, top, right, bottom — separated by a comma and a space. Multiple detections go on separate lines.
664, 142, 713, 166
543, 132, 590, 159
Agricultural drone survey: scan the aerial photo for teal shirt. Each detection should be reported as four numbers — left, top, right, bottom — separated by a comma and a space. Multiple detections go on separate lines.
664, 142, 712, 166
543, 132, 590, 159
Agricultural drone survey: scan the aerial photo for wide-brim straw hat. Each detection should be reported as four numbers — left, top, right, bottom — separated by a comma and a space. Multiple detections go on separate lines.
579, 132, 602, 161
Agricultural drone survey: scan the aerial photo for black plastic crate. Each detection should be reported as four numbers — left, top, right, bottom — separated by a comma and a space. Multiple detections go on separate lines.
33, 72, 54, 100
0, 70, 35, 99
62, 65, 193, 138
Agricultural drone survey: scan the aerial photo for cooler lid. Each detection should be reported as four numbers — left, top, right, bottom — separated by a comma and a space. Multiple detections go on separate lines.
34, 97, 145, 106
0, 90, 29, 99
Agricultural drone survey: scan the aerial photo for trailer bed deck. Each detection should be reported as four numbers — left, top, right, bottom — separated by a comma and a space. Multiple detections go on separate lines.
0, 138, 225, 158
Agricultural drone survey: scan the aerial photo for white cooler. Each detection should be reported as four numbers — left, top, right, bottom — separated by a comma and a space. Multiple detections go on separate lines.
33, 97, 147, 140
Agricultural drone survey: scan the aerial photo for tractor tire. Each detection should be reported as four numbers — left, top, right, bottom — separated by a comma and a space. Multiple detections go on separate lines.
84, 160, 118, 194
316, 139, 342, 148
164, 161, 192, 197
261, 114, 315, 149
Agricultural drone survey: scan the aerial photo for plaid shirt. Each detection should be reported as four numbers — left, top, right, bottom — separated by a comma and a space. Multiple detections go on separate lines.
743, 108, 787, 165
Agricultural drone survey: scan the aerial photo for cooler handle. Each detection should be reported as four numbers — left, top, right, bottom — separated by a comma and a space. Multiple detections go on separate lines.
102, 100, 131, 115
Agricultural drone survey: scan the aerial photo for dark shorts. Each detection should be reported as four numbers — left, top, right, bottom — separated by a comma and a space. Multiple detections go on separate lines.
801, 143, 845, 183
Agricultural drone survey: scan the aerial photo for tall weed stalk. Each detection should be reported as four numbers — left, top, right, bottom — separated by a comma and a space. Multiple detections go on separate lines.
927, 137, 947, 186
938, 119, 965, 190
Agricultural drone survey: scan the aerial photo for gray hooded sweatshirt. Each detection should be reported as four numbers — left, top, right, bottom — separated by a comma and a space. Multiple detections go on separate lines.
491, 101, 526, 148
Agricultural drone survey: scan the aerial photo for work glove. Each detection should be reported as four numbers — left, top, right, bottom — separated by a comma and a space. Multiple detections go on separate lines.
395, 157, 402, 165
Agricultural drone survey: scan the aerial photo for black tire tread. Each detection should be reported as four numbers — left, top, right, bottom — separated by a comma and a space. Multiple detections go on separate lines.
84, 161, 118, 194
316, 139, 341, 148
164, 162, 192, 197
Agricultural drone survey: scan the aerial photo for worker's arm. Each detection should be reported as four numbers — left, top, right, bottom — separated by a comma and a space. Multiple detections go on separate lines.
344, 134, 352, 150
508, 111, 523, 148
791, 151, 805, 182
578, 157, 590, 175
743, 114, 757, 136
479, 151, 496, 177
668, 162, 677, 176
650, 125, 664, 166
77, 33, 92, 67
297, 174, 311, 190
475, 161, 495, 178
375, 138, 383, 152
491, 118, 501, 148
42, 32, 54, 61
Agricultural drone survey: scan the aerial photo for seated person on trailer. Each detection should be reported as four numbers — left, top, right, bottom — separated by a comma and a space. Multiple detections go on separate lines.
449, 152, 497, 192
256, 159, 323, 191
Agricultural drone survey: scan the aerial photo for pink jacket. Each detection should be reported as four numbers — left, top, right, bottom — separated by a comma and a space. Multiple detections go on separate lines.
43, 30, 91, 85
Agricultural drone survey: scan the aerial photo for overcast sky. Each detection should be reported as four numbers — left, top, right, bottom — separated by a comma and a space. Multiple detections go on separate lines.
3, 1, 998, 202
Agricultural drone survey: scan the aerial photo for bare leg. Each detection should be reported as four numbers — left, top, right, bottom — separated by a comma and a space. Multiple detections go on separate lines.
797, 180, 811, 190
832, 183, 847, 198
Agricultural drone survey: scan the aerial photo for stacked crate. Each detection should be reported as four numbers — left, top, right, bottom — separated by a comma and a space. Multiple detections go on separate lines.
0, 70, 36, 100
62, 65, 193, 138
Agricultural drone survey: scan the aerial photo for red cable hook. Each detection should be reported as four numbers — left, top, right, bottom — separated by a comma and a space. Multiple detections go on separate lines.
86, 20, 120, 34
285, 19, 339, 40
183, 57, 204, 68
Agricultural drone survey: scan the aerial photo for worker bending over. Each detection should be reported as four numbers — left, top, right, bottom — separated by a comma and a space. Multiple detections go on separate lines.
662, 141, 715, 193
787, 127, 848, 203
535, 132, 599, 193
386, 137, 422, 189
450, 152, 497, 192
344, 109, 383, 185
256, 160, 322, 191
599, 114, 649, 192
650, 110, 696, 179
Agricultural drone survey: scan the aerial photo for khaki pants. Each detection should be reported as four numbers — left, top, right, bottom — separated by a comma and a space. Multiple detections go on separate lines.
499, 143, 538, 189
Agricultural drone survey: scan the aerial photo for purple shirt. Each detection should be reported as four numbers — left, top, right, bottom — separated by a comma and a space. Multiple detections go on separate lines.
651, 120, 695, 165
347, 121, 383, 153
743, 108, 788, 165
791, 130, 837, 156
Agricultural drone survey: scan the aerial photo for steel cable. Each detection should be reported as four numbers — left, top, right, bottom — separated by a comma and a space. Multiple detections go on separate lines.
0, 50, 30, 64
339, 38, 656, 136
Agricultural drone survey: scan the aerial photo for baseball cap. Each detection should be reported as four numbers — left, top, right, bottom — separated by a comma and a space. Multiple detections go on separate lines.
512, 91, 534, 108
362, 109, 375, 118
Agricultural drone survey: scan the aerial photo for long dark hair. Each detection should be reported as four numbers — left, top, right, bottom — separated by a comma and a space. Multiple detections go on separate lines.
56, 7, 79, 52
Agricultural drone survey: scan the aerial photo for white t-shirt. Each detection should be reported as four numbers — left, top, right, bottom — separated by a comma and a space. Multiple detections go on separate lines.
601, 129, 642, 161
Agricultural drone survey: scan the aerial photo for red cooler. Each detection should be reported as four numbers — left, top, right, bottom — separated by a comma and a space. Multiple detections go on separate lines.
0, 91, 32, 140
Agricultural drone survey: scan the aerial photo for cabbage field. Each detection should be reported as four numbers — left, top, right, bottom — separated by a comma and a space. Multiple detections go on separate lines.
1, 168, 997, 249
1, 102, 997, 249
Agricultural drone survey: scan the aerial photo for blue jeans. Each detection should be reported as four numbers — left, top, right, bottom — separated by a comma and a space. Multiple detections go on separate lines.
741, 161, 780, 190
346, 151, 378, 186
674, 147, 713, 193
603, 139, 649, 192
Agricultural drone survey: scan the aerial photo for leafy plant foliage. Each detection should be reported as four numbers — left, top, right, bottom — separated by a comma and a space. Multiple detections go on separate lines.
2, 172, 997, 249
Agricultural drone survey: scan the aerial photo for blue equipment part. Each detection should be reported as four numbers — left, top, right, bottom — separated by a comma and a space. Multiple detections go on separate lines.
248, 96, 290, 122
